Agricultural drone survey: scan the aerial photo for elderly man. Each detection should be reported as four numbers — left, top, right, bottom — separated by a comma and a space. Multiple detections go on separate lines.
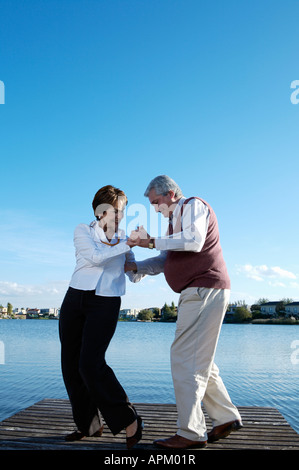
126, 175, 242, 449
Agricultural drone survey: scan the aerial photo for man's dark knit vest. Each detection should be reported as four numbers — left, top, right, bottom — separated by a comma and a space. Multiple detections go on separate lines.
164, 197, 230, 293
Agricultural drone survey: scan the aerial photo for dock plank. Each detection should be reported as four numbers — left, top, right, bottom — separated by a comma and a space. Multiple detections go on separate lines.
0, 399, 298, 451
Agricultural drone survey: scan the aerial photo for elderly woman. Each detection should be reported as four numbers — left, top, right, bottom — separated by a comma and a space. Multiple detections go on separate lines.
59, 185, 143, 449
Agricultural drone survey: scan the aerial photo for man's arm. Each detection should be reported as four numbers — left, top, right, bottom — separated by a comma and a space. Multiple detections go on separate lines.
125, 251, 167, 276
127, 199, 210, 253
155, 199, 210, 252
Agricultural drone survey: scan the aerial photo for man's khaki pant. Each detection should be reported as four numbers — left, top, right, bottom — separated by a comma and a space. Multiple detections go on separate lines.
171, 287, 241, 441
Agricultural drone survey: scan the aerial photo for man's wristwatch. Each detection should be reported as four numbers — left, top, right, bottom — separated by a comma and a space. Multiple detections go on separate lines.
148, 238, 155, 249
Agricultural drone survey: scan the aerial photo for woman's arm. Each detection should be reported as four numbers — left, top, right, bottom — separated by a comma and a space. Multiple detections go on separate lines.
125, 250, 146, 282
74, 224, 130, 266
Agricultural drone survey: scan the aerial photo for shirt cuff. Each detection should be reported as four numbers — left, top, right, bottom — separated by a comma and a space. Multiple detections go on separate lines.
154, 237, 168, 251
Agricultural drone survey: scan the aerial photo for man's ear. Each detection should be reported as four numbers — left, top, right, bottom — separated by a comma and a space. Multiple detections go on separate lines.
168, 190, 176, 201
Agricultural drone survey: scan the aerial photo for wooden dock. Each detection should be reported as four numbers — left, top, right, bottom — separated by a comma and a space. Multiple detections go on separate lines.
0, 399, 298, 451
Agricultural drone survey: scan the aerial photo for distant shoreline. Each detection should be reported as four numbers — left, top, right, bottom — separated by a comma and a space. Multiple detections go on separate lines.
1, 317, 299, 325
225, 317, 299, 325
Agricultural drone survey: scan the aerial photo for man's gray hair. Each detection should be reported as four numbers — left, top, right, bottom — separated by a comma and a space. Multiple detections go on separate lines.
144, 175, 183, 198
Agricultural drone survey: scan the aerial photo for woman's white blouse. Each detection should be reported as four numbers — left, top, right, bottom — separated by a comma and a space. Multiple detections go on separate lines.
69, 221, 144, 296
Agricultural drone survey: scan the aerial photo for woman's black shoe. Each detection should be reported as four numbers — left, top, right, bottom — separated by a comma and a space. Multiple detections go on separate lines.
65, 425, 104, 441
126, 416, 143, 449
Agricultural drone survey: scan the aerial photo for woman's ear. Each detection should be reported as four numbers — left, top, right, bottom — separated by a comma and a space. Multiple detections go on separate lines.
96, 211, 107, 221
95, 204, 109, 220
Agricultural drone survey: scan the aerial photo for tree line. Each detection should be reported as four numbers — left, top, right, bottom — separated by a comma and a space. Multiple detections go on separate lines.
226, 297, 297, 323
137, 302, 177, 322
137, 297, 298, 323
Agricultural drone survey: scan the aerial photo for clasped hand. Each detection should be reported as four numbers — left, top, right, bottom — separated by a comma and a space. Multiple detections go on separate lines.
126, 225, 151, 248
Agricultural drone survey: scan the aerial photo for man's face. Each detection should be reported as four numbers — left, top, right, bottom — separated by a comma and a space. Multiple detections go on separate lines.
148, 188, 177, 218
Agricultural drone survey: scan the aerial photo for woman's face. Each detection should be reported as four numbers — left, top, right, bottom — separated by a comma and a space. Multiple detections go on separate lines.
99, 197, 126, 232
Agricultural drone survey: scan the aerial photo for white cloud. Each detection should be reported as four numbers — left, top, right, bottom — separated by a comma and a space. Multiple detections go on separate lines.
236, 264, 297, 282
268, 281, 286, 288
0, 280, 67, 296
0, 280, 69, 308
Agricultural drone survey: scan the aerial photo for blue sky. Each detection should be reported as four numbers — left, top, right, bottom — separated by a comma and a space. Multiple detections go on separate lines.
0, 0, 299, 310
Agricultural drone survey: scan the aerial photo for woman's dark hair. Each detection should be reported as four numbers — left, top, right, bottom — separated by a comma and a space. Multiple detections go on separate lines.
92, 185, 128, 219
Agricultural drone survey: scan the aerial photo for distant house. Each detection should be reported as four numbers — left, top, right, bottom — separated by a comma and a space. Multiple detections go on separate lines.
260, 302, 280, 315
285, 302, 299, 317
226, 303, 249, 319
26, 308, 41, 319
14, 308, 27, 315
119, 308, 140, 319
0, 307, 8, 317
40, 308, 59, 317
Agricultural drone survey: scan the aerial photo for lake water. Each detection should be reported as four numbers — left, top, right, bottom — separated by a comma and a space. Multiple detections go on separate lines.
0, 320, 298, 433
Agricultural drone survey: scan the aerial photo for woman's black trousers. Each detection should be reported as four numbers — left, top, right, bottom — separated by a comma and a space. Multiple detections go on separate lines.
59, 287, 136, 436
